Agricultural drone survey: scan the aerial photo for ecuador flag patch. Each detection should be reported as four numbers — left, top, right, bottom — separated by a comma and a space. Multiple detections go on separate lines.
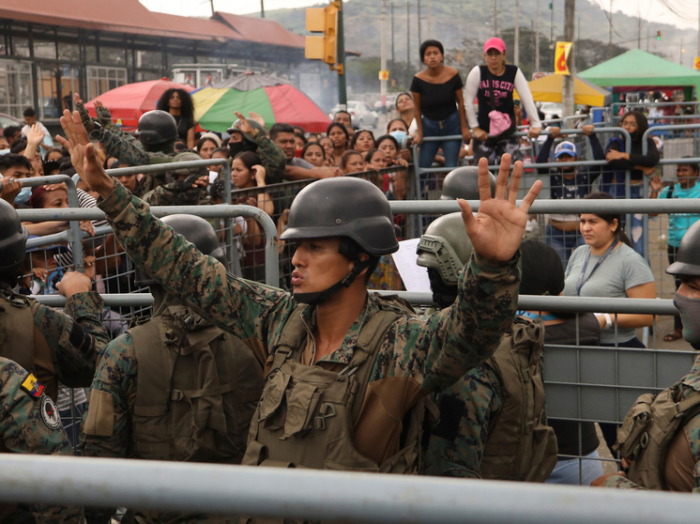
20, 373, 45, 399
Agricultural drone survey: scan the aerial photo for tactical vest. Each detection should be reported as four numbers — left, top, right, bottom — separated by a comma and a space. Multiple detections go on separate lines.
129, 304, 263, 464
242, 295, 424, 473
0, 294, 58, 402
614, 381, 700, 490
481, 318, 558, 482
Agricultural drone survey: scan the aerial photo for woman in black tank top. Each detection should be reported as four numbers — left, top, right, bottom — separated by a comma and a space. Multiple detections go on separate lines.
410, 39, 470, 171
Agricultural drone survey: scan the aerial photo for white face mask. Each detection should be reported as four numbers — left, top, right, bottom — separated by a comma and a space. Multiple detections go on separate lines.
14, 186, 31, 205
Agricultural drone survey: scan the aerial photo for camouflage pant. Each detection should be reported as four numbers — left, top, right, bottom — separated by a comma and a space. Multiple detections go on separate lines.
473, 136, 523, 165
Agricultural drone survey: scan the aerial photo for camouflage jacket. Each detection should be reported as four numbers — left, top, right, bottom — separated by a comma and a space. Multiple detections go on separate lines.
248, 129, 287, 184
0, 357, 83, 523
80, 299, 242, 524
98, 180, 519, 465
424, 361, 502, 478
604, 356, 700, 493
142, 185, 219, 232
0, 285, 109, 389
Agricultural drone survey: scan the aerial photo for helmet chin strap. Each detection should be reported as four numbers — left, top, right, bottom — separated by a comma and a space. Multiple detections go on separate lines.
293, 260, 370, 305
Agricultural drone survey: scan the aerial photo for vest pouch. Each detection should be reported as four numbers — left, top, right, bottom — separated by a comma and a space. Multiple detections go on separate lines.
527, 422, 558, 482
281, 383, 320, 439
258, 371, 292, 430
324, 436, 380, 472
614, 394, 655, 460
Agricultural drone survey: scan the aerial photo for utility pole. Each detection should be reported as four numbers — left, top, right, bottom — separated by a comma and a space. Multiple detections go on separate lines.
417, 0, 422, 44
391, 3, 395, 66
535, 0, 540, 73
514, 0, 520, 66
337, 0, 347, 105
427, 0, 431, 39
494, 0, 498, 35
260, 0, 264, 18
697, 0, 700, 60
646, 27, 649, 52
550, 1, 553, 43
209, 0, 215, 16
562, 0, 575, 118
381, 0, 388, 111
406, 1, 410, 85
637, 13, 641, 49
608, 0, 613, 59
417, 0, 422, 67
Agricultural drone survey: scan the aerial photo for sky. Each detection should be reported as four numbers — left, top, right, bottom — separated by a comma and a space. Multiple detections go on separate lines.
140, 0, 696, 27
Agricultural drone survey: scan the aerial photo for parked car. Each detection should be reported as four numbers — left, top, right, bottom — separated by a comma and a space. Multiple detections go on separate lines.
538, 102, 563, 122
329, 101, 378, 128
0, 112, 23, 132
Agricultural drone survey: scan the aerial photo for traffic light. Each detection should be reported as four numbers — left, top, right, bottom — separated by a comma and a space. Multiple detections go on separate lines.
305, 2, 339, 67
657, 30, 662, 40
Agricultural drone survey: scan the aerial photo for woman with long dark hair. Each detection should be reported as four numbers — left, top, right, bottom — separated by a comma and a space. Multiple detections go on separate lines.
602, 110, 660, 255
156, 88, 196, 149
326, 122, 349, 167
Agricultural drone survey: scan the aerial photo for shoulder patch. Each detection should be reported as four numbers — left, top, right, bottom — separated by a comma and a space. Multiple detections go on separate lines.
20, 374, 45, 399
40, 396, 61, 430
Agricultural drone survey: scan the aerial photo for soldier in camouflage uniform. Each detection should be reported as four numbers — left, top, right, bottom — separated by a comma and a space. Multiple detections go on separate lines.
418, 216, 556, 481
0, 199, 109, 401
594, 221, 700, 492
81, 215, 263, 524
0, 356, 84, 523
59, 108, 540, 486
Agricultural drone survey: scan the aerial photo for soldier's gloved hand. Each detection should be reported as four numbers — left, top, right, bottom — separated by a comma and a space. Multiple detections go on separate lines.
74, 93, 96, 132
173, 174, 206, 205
94, 100, 113, 128
57, 270, 93, 298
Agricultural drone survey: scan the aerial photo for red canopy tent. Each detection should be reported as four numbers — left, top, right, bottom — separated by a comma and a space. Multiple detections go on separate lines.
84, 78, 194, 129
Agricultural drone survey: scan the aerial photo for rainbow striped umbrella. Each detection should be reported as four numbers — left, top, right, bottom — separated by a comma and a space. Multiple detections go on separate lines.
193, 73, 331, 133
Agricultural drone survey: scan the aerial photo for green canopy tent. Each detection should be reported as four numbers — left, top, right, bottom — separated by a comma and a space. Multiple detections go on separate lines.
579, 49, 700, 102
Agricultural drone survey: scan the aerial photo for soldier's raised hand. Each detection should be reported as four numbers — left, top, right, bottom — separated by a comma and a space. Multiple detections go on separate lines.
458, 155, 541, 262
233, 111, 255, 136
56, 110, 114, 198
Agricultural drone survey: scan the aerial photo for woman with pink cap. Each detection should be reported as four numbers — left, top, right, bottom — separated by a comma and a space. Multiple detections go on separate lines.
464, 37, 541, 165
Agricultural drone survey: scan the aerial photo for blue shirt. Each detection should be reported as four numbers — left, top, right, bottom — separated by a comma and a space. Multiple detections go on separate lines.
659, 181, 700, 247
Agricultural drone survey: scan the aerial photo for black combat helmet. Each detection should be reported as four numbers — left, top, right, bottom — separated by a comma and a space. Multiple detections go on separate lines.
667, 220, 700, 277
135, 214, 227, 286
0, 198, 28, 276
137, 110, 178, 146
280, 177, 398, 256
441, 166, 496, 200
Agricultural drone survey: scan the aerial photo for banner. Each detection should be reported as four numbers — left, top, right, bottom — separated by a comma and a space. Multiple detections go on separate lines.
694, 57, 700, 70
554, 42, 572, 75
378, 70, 389, 80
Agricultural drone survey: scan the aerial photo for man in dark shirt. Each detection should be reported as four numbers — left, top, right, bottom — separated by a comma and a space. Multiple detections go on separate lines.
536, 124, 605, 267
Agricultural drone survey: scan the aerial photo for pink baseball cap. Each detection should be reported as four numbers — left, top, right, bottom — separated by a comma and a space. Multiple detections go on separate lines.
484, 38, 506, 53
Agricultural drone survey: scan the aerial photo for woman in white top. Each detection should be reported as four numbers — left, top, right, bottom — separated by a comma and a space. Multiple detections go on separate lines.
464, 37, 541, 165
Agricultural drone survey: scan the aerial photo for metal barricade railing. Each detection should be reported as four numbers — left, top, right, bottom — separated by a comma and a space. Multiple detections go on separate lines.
4, 453, 700, 524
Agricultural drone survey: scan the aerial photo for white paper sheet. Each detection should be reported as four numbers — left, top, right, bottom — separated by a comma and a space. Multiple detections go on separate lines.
391, 238, 432, 294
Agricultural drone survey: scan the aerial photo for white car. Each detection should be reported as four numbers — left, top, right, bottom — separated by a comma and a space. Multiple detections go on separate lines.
329, 101, 378, 128
539, 102, 563, 122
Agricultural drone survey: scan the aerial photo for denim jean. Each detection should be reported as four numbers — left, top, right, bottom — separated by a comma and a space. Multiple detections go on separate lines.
418, 111, 462, 169
628, 184, 645, 256
545, 450, 604, 486
545, 223, 585, 268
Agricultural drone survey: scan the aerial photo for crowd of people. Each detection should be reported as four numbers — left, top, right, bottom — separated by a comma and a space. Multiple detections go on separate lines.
0, 34, 700, 523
